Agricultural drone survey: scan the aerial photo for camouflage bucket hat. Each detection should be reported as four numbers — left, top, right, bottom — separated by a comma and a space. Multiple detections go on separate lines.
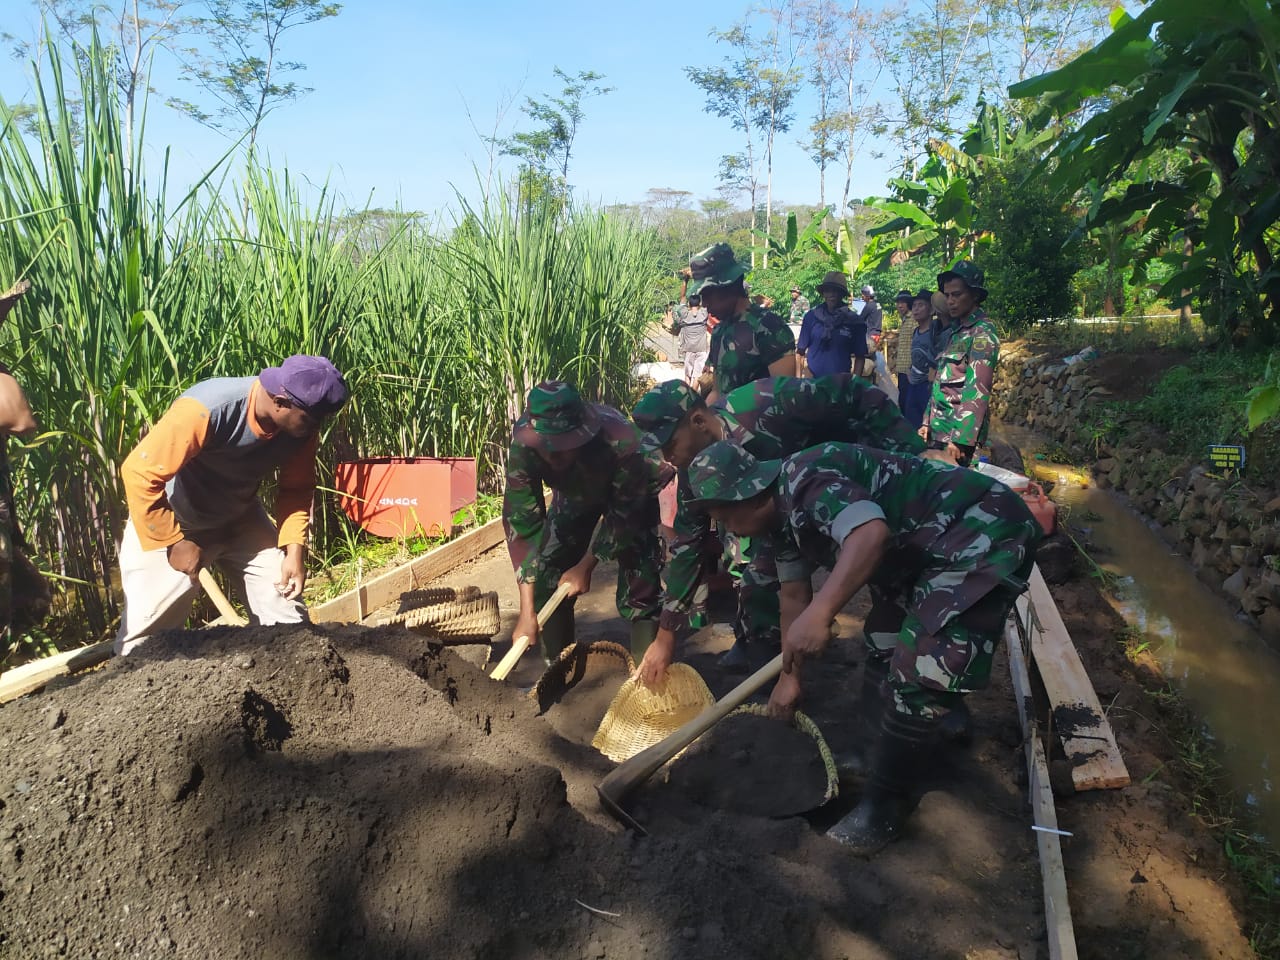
516, 381, 602, 453
633, 380, 703, 448
687, 440, 781, 504
687, 243, 749, 296
937, 260, 988, 303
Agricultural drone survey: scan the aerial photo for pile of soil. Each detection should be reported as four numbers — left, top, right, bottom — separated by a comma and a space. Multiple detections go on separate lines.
663, 711, 829, 817
536, 640, 632, 746
0, 551, 1260, 959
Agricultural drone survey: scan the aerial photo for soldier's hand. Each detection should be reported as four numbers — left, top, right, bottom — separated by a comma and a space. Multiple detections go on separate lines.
512, 610, 539, 650
781, 604, 833, 674
767, 669, 802, 722
634, 627, 676, 689
678, 267, 692, 280
916, 424, 929, 440
558, 555, 596, 598
166, 539, 203, 580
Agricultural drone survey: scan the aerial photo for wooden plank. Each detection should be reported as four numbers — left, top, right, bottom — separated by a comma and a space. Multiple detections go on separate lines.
1007, 609, 1080, 960
2, 519, 504, 703
1026, 564, 1130, 791
0, 640, 114, 704
310, 518, 505, 624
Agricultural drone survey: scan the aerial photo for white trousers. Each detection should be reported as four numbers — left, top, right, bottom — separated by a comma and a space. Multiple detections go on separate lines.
114, 511, 305, 656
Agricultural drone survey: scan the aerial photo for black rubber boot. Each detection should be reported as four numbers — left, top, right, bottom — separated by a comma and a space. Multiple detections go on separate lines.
859, 656, 890, 734
827, 709, 939, 855
629, 619, 659, 660
538, 601, 575, 664
937, 698, 973, 745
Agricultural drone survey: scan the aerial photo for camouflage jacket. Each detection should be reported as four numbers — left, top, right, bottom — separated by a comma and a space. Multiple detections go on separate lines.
660, 376, 926, 630
707, 304, 796, 397
926, 309, 999, 447
503, 405, 669, 584
789, 296, 810, 324
770, 442, 1039, 633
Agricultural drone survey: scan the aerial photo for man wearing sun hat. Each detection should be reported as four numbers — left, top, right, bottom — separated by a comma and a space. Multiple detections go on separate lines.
925, 261, 1000, 466
631, 374, 926, 684
114, 354, 349, 655
797, 271, 866, 378
685, 438, 1040, 854
686, 243, 795, 401
504, 381, 670, 662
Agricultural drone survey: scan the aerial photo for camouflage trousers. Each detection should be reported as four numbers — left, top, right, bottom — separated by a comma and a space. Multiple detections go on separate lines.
863, 503, 1039, 719
723, 529, 780, 648
531, 491, 663, 622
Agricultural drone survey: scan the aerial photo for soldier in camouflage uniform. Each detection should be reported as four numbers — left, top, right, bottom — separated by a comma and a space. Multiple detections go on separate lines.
788, 286, 810, 324
925, 261, 1000, 467
0, 281, 50, 654
686, 243, 796, 401
686, 439, 1040, 855
503, 381, 671, 663
632, 375, 930, 682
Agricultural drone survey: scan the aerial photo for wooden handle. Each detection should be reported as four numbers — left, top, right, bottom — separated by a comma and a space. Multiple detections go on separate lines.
198, 568, 247, 626
490, 582, 574, 681
596, 653, 784, 806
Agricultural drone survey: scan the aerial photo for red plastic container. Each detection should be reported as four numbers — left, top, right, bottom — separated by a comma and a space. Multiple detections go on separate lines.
334, 457, 477, 539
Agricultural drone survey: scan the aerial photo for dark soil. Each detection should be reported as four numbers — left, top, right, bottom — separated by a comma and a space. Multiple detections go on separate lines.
661, 711, 829, 817
0, 550, 1257, 960
537, 642, 632, 747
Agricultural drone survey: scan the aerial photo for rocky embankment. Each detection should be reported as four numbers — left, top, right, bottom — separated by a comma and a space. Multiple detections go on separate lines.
991, 343, 1280, 650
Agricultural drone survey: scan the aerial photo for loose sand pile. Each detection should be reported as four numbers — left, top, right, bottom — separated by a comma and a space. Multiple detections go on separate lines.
0, 549, 1260, 959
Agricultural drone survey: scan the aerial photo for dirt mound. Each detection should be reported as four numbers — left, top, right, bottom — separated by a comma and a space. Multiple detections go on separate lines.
0, 542, 1260, 960
0, 623, 834, 959
663, 711, 829, 817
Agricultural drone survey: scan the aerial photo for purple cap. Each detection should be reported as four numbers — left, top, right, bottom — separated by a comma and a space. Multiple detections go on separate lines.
259, 355, 348, 417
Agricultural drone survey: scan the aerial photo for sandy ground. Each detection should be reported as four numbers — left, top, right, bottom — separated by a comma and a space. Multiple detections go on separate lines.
0, 545, 1258, 959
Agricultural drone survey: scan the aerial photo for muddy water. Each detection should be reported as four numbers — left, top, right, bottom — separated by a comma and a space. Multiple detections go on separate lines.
997, 423, 1280, 843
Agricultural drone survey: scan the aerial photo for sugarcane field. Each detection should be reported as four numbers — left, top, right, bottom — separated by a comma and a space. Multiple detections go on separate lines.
3, 3, 1280, 959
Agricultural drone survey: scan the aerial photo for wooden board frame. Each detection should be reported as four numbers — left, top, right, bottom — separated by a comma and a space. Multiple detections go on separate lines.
1024, 565, 1130, 791
1007, 610, 1079, 960
310, 517, 505, 624
0, 518, 505, 704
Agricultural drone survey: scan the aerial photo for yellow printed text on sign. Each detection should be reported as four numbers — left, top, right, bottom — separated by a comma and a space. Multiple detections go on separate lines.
1207, 444, 1246, 470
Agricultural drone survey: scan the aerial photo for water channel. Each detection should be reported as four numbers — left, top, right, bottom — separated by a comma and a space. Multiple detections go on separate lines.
997, 423, 1280, 844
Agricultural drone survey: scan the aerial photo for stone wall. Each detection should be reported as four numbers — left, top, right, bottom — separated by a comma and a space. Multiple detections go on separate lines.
991, 344, 1280, 649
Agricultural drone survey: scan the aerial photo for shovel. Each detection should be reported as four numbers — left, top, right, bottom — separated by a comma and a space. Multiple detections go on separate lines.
596, 652, 784, 833
489, 582, 573, 681
197, 568, 248, 626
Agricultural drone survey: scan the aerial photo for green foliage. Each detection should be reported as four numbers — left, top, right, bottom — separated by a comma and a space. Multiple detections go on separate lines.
181, 0, 340, 146
1246, 353, 1280, 431
1081, 350, 1280, 483
1012, 0, 1280, 346
752, 209, 832, 270
0, 36, 661, 646
498, 67, 612, 189
974, 155, 1083, 326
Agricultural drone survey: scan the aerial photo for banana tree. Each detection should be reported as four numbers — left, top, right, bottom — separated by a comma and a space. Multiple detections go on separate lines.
1010, 0, 1280, 344
861, 154, 983, 269
752, 209, 833, 271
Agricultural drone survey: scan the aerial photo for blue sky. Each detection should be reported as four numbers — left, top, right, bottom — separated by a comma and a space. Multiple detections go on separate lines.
0, 0, 898, 217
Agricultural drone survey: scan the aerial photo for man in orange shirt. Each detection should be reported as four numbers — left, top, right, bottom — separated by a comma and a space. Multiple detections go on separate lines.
115, 355, 348, 655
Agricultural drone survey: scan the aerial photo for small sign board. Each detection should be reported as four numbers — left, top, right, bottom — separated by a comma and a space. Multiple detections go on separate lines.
1207, 444, 1246, 470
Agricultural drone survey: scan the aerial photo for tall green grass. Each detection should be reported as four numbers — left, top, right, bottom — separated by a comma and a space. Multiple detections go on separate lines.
0, 36, 662, 650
